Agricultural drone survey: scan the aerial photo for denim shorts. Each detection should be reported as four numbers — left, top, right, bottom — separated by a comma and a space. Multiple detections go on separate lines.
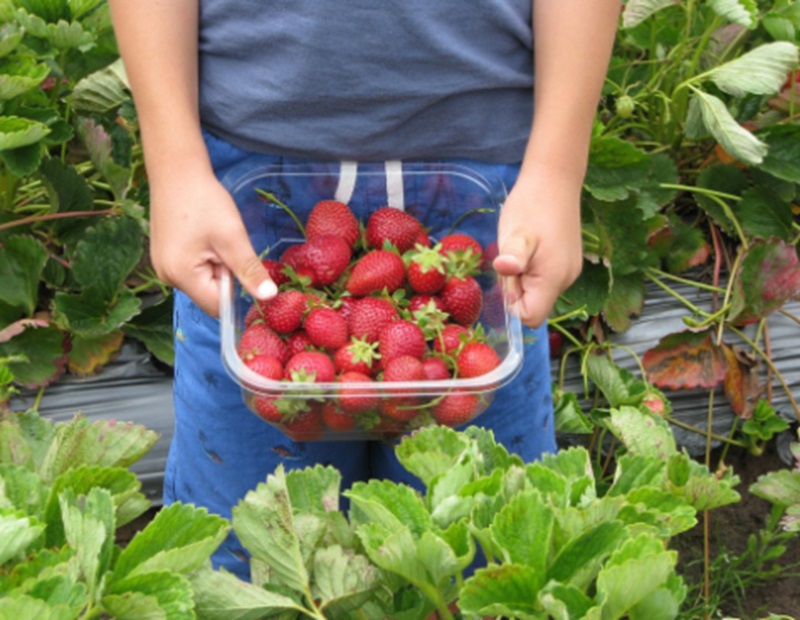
163, 130, 557, 579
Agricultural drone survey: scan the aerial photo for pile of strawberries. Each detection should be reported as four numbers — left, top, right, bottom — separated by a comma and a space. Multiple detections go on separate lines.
236, 197, 507, 440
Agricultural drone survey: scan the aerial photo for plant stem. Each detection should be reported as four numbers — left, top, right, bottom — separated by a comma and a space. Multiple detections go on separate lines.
255, 189, 306, 237
644, 272, 712, 318
665, 415, 747, 448
0, 209, 116, 232
644, 268, 724, 294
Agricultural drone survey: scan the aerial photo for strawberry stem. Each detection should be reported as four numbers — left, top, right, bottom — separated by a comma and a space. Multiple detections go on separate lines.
445, 207, 494, 236
256, 189, 306, 238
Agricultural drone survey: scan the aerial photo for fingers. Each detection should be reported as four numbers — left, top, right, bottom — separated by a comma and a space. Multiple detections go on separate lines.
216, 222, 277, 301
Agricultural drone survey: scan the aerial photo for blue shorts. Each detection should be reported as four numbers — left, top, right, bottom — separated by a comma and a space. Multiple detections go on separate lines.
164, 130, 557, 578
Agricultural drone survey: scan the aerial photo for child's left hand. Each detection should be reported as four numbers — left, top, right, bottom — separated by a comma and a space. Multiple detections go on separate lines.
493, 161, 584, 328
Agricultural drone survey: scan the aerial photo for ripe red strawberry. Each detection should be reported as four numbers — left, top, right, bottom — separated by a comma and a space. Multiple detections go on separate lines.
348, 297, 398, 343
281, 406, 324, 441
456, 342, 501, 379
379, 398, 420, 422
440, 276, 482, 325
287, 330, 315, 357
378, 320, 426, 362
407, 245, 448, 294
334, 337, 379, 375
548, 329, 563, 359
382, 355, 426, 383
304, 307, 348, 350
365, 207, 424, 253
421, 356, 451, 381
306, 200, 360, 248
337, 371, 379, 414
346, 250, 405, 296
433, 392, 480, 427
263, 290, 309, 334
244, 354, 284, 380
407, 295, 446, 315
321, 401, 357, 432
303, 234, 352, 286
284, 351, 335, 383
414, 230, 431, 248
433, 323, 473, 354
280, 243, 317, 285
262, 259, 290, 286
439, 233, 483, 263
238, 321, 291, 365
244, 301, 265, 327
337, 296, 358, 323
253, 396, 283, 423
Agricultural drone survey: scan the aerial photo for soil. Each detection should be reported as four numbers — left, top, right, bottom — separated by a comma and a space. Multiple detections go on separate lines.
115, 444, 800, 620
672, 442, 800, 620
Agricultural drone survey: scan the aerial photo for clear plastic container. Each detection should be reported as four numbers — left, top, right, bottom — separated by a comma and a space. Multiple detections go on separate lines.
220, 162, 523, 441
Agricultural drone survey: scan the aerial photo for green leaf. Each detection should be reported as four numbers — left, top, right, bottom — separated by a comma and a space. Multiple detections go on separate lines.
231, 466, 309, 594
395, 425, 473, 489
45, 19, 95, 50
104, 571, 195, 620
0, 595, 55, 620
708, 0, 758, 28
547, 521, 629, 590
553, 389, 594, 435
0, 23, 25, 59
606, 407, 677, 459
621, 487, 698, 536
40, 415, 159, 482
621, 0, 679, 29
459, 564, 541, 618
0, 115, 50, 150
537, 582, 594, 620
668, 457, 741, 511
16, 0, 71, 23
0, 410, 55, 473
490, 490, 553, 585
590, 197, 658, 276
729, 239, 800, 323
190, 566, 308, 620
39, 157, 94, 219
750, 469, 800, 509
706, 42, 799, 97
735, 187, 794, 241
585, 355, 631, 407
72, 216, 143, 300
0, 235, 48, 315
346, 479, 432, 537
0, 463, 49, 518
113, 502, 229, 581
758, 124, 800, 183
595, 535, 678, 620
53, 288, 142, 337
285, 464, 341, 515
555, 260, 610, 318
0, 509, 44, 564
0, 141, 44, 177
603, 272, 646, 333
59, 487, 115, 589
0, 323, 68, 389
71, 57, 130, 113
74, 116, 131, 199
686, 91, 768, 164
608, 454, 666, 496
67, 330, 124, 376
0, 54, 51, 100
66, 0, 105, 21
123, 295, 174, 366
629, 573, 687, 620
635, 154, 679, 218
313, 545, 381, 615
584, 137, 651, 202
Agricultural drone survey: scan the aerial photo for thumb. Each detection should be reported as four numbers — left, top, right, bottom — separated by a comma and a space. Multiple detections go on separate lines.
493, 234, 532, 276
218, 233, 277, 302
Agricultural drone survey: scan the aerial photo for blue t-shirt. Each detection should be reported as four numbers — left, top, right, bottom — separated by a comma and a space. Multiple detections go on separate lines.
198, 1, 533, 163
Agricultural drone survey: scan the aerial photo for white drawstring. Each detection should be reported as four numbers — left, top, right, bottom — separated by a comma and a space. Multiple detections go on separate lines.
333, 160, 405, 211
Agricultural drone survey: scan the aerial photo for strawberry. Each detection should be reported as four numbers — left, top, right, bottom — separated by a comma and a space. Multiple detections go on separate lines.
440, 276, 482, 325
365, 207, 424, 253
346, 250, 405, 297
548, 329, 563, 359
337, 296, 358, 323
433, 323, 473, 355
306, 199, 360, 248
284, 351, 335, 383
334, 337, 379, 375
406, 245, 448, 294
379, 398, 420, 422
382, 355, 426, 383
280, 243, 316, 285
244, 354, 284, 380
262, 259, 290, 286
336, 371, 379, 414
439, 233, 483, 276
253, 396, 283, 423
238, 321, 291, 365
321, 400, 357, 432
407, 295, 446, 315
421, 356, 451, 381
303, 234, 352, 286
414, 230, 432, 248
433, 392, 480, 427
378, 320, 426, 362
281, 406, 324, 441
287, 330, 315, 357
456, 342, 501, 378
406, 297, 449, 340
263, 290, 309, 334
348, 297, 398, 343
304, 307, 348, 350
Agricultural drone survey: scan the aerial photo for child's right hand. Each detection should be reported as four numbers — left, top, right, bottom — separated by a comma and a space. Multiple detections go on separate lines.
148, 167, 276, 317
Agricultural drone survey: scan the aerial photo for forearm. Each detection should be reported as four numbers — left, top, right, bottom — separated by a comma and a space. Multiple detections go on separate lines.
109, 0, 210, 183
524, 0, 621, 176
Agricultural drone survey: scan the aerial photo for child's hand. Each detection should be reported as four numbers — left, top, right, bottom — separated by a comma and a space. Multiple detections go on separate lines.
149, 167, 276, 317
493, 163, 584, 328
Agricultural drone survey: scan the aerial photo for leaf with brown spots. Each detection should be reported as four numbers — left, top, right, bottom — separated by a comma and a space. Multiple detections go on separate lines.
720, 343, 763, 419
729, 239, 800, 325
642, 329, 728, 391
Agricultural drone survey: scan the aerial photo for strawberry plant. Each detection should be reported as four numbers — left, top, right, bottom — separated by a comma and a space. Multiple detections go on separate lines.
0, 0, 169, 409
190, 413, 740, 619
0, 408, 234, 618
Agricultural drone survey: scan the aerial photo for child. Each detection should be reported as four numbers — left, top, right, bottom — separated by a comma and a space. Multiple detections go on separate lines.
109, 0, 621, 578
